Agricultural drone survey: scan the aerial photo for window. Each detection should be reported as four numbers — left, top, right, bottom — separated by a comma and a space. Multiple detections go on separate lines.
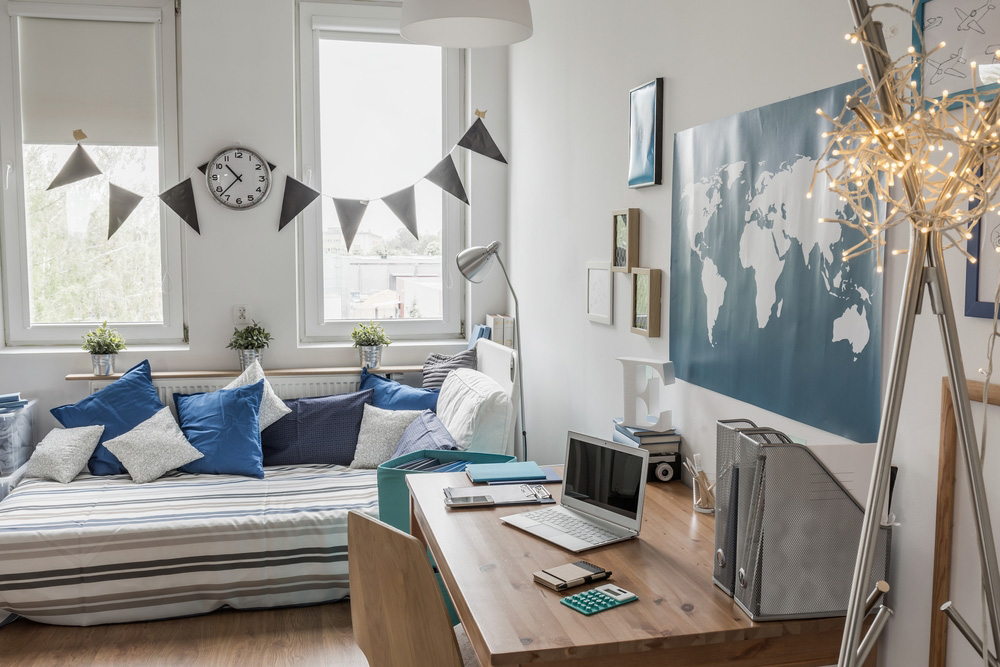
0, 1, 183, 345
299, 2, 464, 341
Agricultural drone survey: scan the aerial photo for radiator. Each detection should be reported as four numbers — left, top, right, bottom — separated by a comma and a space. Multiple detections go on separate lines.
90, 375, 362, 411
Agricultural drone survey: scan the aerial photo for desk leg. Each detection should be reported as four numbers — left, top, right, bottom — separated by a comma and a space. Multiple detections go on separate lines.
409, 495, 426, 545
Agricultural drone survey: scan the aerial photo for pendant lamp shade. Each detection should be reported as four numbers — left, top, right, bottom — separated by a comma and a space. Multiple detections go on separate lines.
400, 0, 533, 48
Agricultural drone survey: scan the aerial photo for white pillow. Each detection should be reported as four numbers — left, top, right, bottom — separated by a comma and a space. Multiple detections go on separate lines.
25, 425, 105, 484
224, 360, 291, 430
349, 404, 422, 469
104, 407, 204, 483
436, 368, 512, 454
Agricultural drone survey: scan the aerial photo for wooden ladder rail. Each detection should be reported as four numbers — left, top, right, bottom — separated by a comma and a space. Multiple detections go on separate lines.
930, 378, 1000, 666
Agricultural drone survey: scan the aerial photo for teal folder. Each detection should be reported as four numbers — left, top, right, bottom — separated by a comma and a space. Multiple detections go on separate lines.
466, 461, 545, 483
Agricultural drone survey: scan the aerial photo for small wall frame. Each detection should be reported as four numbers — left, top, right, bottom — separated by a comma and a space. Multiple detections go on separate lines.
611, 208, 639, 273
630, 267, 661, 337
587, 261, 614, 324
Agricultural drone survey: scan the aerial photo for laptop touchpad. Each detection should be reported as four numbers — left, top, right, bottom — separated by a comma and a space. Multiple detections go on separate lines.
531, 524, 565, 539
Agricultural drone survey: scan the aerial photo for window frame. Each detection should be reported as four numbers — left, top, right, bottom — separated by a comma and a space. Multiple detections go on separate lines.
297, 1, 466, 343
0, 0, 184, 346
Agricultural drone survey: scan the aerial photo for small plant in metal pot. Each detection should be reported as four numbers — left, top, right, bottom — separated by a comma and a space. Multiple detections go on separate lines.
351, 320, 391, 369
228, 320, 272, 370
82, 321, 127, 376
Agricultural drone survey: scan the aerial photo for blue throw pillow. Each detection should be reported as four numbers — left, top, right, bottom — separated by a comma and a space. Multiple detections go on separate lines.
175, 380, 265, 478
361, 368, 439, 411
391, 410, 459, 459
51, 359, 165, 476
261, 389, 374, 467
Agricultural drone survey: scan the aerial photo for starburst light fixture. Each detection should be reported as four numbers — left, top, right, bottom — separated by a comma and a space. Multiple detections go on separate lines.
810, 5, 1000, 273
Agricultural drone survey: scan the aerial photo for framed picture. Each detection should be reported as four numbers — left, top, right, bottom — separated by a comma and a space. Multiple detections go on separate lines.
914, 0, 1000, 100
966, 208, 1000, 317
611, 208, 640, 273
630, 268, 661, 337
586, 261, 614, 324
628, 78, 663, 188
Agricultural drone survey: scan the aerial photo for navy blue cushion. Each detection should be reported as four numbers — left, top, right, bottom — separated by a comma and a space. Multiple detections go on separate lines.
361, 369, 439, 411
175, 380, 265, 478
261, 389, 374, 467
51, 359, 164, 476
391, 410, 459, 458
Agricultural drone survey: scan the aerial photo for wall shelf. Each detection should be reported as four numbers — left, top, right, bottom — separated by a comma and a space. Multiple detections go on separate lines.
65, 365, 423, 382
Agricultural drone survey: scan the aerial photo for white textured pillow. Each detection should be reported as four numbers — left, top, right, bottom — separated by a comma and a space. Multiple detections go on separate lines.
25, 425, 105, 484
349, 404, 422, 469
224, 360, 290, 430
436, 368, 512, 454
104, 407, 204, 483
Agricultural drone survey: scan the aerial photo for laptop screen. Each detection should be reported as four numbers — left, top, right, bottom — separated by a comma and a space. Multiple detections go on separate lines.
563, 434, 646, 521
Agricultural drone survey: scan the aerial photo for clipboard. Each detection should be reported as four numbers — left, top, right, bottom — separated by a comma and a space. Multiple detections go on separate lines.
443, 483, 556, 507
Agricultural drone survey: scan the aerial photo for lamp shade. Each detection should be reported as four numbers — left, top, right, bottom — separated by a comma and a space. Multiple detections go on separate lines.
400, 0, 533, 48
456, 241, 501, 284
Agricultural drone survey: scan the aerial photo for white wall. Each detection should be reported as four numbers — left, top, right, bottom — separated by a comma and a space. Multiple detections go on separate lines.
509, 2, 1000, 665
0, 0, 510, 433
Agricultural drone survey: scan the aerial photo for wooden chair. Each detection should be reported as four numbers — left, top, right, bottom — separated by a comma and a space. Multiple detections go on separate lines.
347, 510, 479, 667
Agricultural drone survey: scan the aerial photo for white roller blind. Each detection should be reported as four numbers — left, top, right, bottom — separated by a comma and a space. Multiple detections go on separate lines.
17, 16, 158, 145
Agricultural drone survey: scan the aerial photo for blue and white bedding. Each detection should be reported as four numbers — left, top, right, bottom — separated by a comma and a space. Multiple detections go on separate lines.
0, 465, 378, 626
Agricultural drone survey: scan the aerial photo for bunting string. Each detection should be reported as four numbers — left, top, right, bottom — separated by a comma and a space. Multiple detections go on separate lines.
42, 117, 507, 246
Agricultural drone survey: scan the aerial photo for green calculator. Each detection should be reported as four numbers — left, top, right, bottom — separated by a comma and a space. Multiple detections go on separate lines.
560, 583, 638, 615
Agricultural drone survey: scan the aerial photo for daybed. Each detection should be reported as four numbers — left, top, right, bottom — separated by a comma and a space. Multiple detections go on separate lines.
0, 339, 519, 627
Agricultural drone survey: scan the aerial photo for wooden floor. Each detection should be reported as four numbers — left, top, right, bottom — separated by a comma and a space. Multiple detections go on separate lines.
1, 602, 368, 666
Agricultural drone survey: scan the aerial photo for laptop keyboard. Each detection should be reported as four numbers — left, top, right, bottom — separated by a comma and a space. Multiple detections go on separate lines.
523, 508, 622, 545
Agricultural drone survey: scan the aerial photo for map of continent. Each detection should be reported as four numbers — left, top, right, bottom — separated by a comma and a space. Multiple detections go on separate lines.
670, 80, 881, 443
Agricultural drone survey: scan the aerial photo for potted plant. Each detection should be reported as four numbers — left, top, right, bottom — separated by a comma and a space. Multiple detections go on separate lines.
227, 321, 272, 370
82, 321, 127, 376
351, 320, 391, 369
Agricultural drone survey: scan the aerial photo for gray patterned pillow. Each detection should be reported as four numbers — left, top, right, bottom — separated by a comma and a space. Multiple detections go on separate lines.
349, 404, 422, 469
104, 407, 203, 483
224, 360, 291, 430
422, 349, 477, 390
25, 425, 105, 484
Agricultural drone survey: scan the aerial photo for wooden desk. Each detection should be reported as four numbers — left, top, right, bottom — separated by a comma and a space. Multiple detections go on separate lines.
407, 473, 875, 667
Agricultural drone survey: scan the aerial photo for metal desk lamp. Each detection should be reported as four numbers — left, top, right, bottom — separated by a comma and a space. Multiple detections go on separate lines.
456, 241, 527, 461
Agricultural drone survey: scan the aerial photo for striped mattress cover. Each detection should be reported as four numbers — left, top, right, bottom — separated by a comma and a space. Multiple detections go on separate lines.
0, 464, 378, 626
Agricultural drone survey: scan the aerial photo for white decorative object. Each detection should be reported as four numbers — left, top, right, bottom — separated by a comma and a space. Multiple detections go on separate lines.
617, 358, 674, 431
586, 261, 613, 324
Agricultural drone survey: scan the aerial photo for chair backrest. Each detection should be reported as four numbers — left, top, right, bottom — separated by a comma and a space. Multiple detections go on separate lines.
348, 511, 464, 667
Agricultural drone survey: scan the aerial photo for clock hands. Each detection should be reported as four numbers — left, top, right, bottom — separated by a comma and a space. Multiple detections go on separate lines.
219, 165, 245, 197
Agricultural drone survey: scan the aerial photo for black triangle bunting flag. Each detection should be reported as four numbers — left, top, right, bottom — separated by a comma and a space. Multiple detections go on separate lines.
457, 118, 507, 164
425, 154, 469, 204
159, 178, 200, 234
333, 198, 369, 250
279, 175, 321, 231
382, 186, 419, 239
107, 183, 144, 239
47, 144, 103, 190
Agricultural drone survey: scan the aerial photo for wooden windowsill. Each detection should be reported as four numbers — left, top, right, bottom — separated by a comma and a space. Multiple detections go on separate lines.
65, 365, 424, 381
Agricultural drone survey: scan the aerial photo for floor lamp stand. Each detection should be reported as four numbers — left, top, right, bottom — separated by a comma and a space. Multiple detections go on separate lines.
839, 5, 1000, 664
494, 254, 528, 462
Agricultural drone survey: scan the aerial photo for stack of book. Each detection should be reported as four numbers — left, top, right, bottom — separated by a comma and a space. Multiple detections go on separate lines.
612, 417, 680, 455
485, 313, 515, 348
0, 393, 27, 415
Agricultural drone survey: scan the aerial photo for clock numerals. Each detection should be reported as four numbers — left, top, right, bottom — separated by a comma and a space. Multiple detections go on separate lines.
207, 147, 270, 209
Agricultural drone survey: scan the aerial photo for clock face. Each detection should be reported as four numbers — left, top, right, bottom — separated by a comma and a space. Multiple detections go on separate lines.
205, 147, 271, 209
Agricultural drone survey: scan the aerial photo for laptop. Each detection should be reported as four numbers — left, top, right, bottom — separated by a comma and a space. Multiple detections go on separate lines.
500, 431, 649, 552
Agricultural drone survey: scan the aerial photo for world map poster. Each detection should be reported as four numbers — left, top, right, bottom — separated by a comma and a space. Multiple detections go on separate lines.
669, 80, 881, 443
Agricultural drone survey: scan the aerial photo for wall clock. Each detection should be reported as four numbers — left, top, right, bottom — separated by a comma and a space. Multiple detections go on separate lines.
205, 146, 271, 209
